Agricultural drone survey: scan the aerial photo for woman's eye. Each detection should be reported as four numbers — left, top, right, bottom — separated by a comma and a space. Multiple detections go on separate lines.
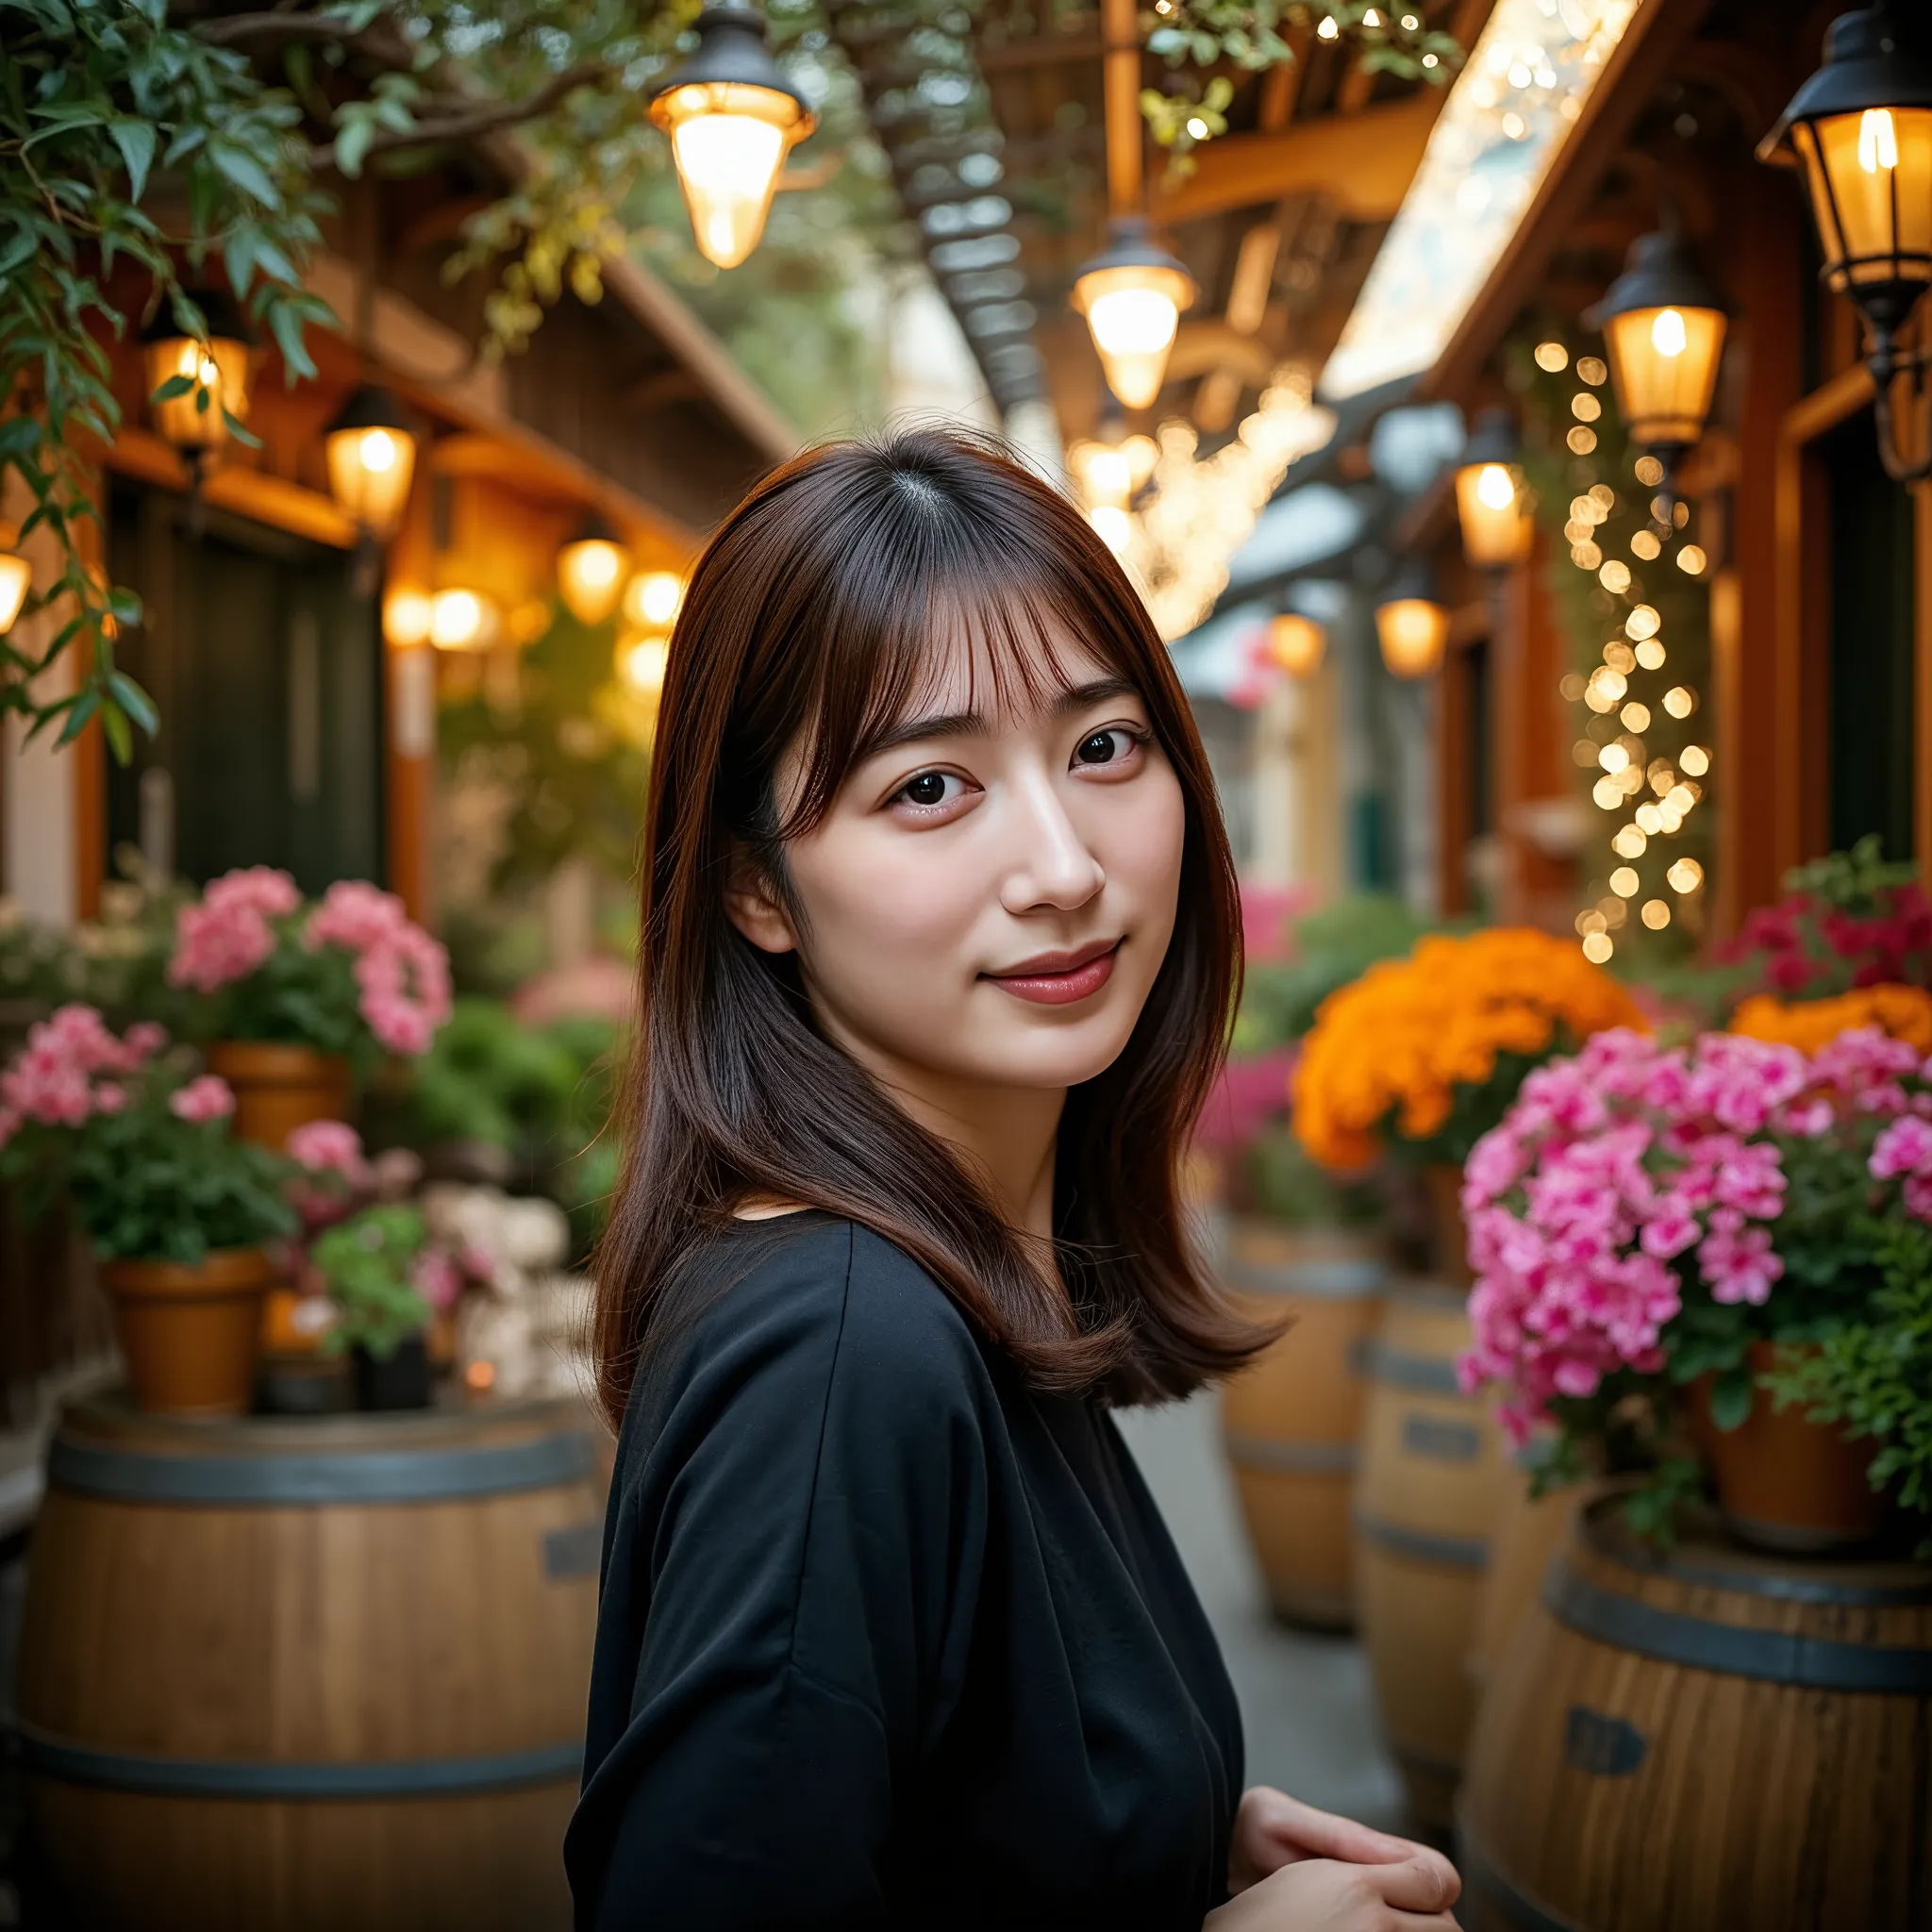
1074, 727, 1140, 768
894, 770, 963, 809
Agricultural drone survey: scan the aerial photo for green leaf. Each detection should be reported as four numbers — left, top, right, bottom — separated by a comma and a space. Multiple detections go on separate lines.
208, 142, 281, 210
102, 699, 132, 765
334, 116, 374, 179
108, 118, 157, 201
108, 670, 158, 735
1709, 1367, 1756, 1434
267, 301, 318, 380
150, 372, 196, 402
221, 406, 261, 448
55, 685, 99, 746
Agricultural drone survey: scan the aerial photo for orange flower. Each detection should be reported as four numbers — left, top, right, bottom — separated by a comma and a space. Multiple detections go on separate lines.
1730, 983, 1932, 1055
1291, 926, 1647, 1171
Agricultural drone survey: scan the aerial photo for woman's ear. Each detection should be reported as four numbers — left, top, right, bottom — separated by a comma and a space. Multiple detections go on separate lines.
723, 851, 798, 956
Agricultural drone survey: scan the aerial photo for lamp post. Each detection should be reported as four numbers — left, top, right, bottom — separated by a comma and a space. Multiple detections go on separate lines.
1266, 611, 1326, 677
1586, 231, 1728, 501
1374, 565, 1450, 679
141, 290, 253, 504
557, 512, 631, 625
325, 385, 418, 596
1454, 409, 1535, 569
1758, 2, 1932, 481
1072, 217, 1197, 411
649, 5, 816, 270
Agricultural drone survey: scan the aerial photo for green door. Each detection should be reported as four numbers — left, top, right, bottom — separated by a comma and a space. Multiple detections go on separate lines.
106, 481, 386, 892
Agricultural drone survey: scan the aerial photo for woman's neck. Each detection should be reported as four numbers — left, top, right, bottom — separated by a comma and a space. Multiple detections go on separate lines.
814, 1011, 1065, 1242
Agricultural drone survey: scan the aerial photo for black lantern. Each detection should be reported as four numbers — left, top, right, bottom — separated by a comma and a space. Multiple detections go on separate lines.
1758, 3, 1932, 480
325, 385, 419, 597
648, 5, 816, 269
1585, 231, 1728, 495
1454, 408, 1535, 570
142, 288, 254, 475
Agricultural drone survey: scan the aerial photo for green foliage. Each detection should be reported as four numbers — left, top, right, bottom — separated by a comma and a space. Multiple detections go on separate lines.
1233, 892, 1437, 1053
312, 1202, 432, 1358
1141, 3, 1460, 175
1765, 1218, 1932, 1545
1242, 1123, 1382, 1228
216, 934, 376, 1063
1783, 834, 1919, 915
0, 1061, 297, 1263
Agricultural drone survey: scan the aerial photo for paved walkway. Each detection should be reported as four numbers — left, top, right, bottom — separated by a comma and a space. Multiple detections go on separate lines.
1116, 1391, 1408, 1833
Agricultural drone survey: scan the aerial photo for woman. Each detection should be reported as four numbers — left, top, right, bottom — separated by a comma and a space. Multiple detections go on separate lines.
566, 428, 1458, 1932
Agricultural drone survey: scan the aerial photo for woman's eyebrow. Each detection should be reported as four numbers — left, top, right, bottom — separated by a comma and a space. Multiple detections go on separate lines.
862, 678, 1141, 762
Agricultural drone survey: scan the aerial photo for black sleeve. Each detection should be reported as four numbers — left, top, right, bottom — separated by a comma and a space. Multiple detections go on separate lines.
569, 1224, 990, 1931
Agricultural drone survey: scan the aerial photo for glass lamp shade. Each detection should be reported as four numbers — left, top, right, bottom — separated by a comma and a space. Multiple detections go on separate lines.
1455, 461, 1533, 567
428, 588, 500, 653
1374, 590, 1449, 679
558, 514, 631, 625
648, 8, 816, 270
1758, 8, 1932, 332
1266, 612, 1326, 677
1588, 232, 1728, 458
1072, 219, 1198, 411
325, 387, 418, 539
0, 528, 30, 634
142, 289, 253, 457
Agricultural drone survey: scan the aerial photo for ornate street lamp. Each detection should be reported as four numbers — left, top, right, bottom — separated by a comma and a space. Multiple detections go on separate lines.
1758, 3, 1932, 480
142, 289, 253, 482
1072, 217, 1197, 411
557, 512, 631, 625
649, 5, 817, 270
1265, 611, 1326, 677
325, 385, 418, 595
0, 524, 29, 635
1374, 565, 1450, 680
1587, 231, 1728, 497
1454, 409, 1535, 569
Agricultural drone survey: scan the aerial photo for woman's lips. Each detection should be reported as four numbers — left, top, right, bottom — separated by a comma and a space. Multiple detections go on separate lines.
983, 941, 1120, 1007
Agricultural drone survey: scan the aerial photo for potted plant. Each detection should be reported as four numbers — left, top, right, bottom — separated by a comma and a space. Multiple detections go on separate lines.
1291, 926, 1646, 1279
1458, 1011, 1932, 1552
168, 869, 452, 1149
0, 1005, 295, 1416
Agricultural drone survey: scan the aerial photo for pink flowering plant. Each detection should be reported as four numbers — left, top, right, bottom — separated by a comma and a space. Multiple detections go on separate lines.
170, 869, 452, 1070
0, 1005, 295, 1263
1458, 1024, 1932, 1537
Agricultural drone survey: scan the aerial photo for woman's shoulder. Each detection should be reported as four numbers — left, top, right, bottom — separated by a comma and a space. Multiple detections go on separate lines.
639, 1212, 992, 1425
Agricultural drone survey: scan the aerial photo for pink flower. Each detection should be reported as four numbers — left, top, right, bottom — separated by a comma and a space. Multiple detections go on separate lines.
125, 1021, 167, 1060
1871, 1114, 1932, 1180
170, 871, 294, 991
287, 1119, 369, 1181
169, 1074, 236, 1124
0, 1005, 157, 1129
305, 880, 409, 954
412, 1247, 464, 1312
93, 1084, 127, 1114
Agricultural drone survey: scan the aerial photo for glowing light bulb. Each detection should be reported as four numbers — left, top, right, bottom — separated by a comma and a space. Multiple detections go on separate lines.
1475, 463, 1515, 510
1858, 107, 1898, 174
1651, 308, 1688, 357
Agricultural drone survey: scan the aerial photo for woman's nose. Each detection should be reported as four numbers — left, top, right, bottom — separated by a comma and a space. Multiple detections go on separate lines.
999, 773, 1106, 914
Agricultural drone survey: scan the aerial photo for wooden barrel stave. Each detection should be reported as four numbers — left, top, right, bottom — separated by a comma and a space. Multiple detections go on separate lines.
19, 1394, 603, 1932
1352, 1285, 1508, 1830
1460, 1499, 1932, 1932
1218, 1222, 1386, 1630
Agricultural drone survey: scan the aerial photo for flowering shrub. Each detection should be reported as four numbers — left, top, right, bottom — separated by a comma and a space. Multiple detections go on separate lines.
0, 1005, 294, 1262
1291, 927, 1645, 1171
1716, 837, 1932, 1002
1460, 1023, 1932, 1532
1732, 983, 1932, 1054
169, 869, 452, 1065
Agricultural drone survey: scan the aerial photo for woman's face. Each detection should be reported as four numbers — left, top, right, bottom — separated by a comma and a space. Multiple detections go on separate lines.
728, 625, 1188, 1103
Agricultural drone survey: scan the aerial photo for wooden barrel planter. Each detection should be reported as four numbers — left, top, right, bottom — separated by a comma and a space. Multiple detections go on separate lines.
1352, 1284, 1507, 1831
1459, 1498, 1932, 1932
206, 1041, 353, 1152
16, 1393, 603, 1932
1467, 1450, 1592, 1694
1218, 1221, 1386, 1630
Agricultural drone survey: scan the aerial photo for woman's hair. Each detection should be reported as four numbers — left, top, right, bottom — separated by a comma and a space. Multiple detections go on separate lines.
591, 425, 1274, 1426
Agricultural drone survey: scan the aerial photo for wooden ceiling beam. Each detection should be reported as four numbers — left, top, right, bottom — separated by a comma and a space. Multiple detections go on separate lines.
1150, 92, 1441, 225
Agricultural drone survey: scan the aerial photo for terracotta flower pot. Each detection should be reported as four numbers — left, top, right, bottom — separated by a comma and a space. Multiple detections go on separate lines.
1694, 1341, 1885, 1554
206, 1041, 352, 1152
1421, 1161, 1473, 1289
101, 1248, 275, 1419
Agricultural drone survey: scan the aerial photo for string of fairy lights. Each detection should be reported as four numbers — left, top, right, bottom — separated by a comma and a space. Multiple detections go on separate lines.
1523, 336, 1712, 963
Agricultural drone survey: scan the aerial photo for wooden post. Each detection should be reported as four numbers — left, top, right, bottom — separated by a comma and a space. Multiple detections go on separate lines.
1101, 0, 1142, 219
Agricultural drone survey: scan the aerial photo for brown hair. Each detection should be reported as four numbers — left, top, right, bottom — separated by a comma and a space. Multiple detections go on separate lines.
591, 426, 1273, 1426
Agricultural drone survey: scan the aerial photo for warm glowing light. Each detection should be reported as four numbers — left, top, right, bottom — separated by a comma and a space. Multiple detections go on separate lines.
1634, 455, 1664, 487
1582, 932, 1614, 963
1662, 685, 1695, 718
1631, 530, 1661, 560
144, 329, 251, 456
1604, 641, 1636, 673
1088, 505, 1132, 555
325, 388, 418, 539
1680, 743, 1710, 776
1651, 308, 1689, 357
1074, 247, 1197, 410
1266, 612, 1327, 677
1677, 544, 1707, 575
1610, 867, 1640, 897
1599, 743, 1631, 774
1455, 454, 1532, 568
1641, 898, 1672, 929
558, 520, 631, 625
1599, 559, 1631, 593
625, 570, 686, 629
382, 588, 433, 649
429, 588, 498, 652
1576, 356, 1608, 385
1374, 593, 1450, 678
0, 525, 28, 633
1591, 777, 1624, 810
1567, 425, 1598, 454
1317, 13, 1339, 37
1635, 802, 1663, 835
1636, 639, 1667, 669
1625, 605, 1660, 640
1621, 702, 1651, 732
618, 633, 670, 699
1667, 858, 1704, 893
1572, 391, 1602, 422
1612, 825, 1647, 858
1536, 341, 1570, 372
1592, 667, 1628, 702
1186, 116, 1210, 140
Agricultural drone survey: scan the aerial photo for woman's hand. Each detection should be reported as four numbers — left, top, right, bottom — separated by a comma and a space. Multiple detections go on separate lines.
1203, 1854, 1460, 1932
1226, 1787, 1455, 1898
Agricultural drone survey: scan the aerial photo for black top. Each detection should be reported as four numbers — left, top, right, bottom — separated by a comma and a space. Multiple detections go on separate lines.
565, 1214, 1243, 1931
